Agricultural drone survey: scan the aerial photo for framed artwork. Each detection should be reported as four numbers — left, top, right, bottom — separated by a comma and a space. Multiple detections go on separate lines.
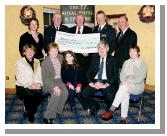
106, 14, 126, 33
20, 5, 36, 25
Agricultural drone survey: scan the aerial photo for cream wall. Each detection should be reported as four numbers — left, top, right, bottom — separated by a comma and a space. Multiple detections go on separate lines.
5, 5, 155, 88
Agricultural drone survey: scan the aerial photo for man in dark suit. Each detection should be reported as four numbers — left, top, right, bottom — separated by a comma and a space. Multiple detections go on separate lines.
44, 13, 69, 53
81, 40, 118, 115
69, 13, 92, 86
114, 15, 137, 70
93, 11, 117, 56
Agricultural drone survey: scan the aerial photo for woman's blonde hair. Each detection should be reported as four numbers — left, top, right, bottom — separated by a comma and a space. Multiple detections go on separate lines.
48, 42, 59, 51
22, 44, 36, 56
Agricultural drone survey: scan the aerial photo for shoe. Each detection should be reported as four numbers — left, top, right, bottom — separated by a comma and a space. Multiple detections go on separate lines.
28, 114, 34, 123
43, 118, 54, 124
49, 119, 54, 124
71, 106, 76, 112
101, 110, 114, 121
120, 119, 127, 124
43, 118, 49, 124
91, 106, 99, 115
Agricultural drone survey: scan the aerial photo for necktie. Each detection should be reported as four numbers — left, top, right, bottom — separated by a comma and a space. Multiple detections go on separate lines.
118, 31, 123, 41
77, 28, 81, 34
56, 27, 58, 31
98, 26, 101, 32
97, 58, 104, 82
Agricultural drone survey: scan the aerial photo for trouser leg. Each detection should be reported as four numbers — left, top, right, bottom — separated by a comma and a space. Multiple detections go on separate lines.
81, 85, 99, 109
67, 89, 76, 108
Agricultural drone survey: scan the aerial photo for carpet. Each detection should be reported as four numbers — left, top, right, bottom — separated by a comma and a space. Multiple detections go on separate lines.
5, 90, 155, 124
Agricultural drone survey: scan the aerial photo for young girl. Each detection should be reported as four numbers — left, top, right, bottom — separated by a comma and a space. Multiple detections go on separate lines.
61, 50, 84, 112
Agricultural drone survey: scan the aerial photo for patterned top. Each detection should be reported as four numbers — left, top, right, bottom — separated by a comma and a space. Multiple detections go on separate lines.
50, 57, 61, 79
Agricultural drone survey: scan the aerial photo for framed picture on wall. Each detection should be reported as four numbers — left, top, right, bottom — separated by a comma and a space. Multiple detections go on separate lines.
106, 14, 126, 33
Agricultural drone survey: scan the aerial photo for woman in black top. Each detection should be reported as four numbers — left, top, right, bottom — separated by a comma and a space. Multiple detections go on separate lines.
61, 50, 84, 112
19, 18, 44, 61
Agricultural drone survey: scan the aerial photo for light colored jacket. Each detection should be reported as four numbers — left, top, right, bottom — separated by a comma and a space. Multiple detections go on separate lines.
120, 58, 147, 92
15, 57, 43, 88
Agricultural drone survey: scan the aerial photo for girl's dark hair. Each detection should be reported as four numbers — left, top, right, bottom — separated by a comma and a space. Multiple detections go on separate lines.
28, 18, 39, 30
63, 50, 79, 70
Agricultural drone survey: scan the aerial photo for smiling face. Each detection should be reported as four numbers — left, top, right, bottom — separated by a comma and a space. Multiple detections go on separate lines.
49, 48, 59, 59
96, 13, 106, 26
76, 15, 85, 28
24, 48, 35, 61
52, 13, 62, 27
65, 53, 74, 64
129, 48, 139, 60
29, 20, 38, 31
118, 16, 129, 31
98, 44, 109, 58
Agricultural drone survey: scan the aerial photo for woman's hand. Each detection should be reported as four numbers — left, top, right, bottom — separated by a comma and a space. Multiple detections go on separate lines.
29, 83, 41, 89
54, 86, 61, 96
75, 86, 81, 93
69, 84, 75, 90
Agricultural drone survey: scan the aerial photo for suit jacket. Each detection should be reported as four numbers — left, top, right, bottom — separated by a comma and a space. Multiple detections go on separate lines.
93, 23, 117, 55
87, 54, 118, 89
19, 32, 44, 59
69, 25, 92, 72
41, 54, 63, 92
15, 57, 42, 88
44, 25, 69, 53
114, 28, 137, 69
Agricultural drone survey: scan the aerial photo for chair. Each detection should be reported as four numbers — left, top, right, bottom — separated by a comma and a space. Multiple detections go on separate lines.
129, 92, 144, 122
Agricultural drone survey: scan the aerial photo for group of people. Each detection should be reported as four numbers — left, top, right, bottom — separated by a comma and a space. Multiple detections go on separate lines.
15, 10, 147, 124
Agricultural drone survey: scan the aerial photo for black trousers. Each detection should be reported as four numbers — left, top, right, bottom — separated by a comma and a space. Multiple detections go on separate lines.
81, 84, 116, 110
67, 89, 86, 109
16, 86, 43, 115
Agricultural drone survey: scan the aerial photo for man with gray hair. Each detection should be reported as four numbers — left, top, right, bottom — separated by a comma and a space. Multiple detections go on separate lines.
44, 13, 69, 53
81, 40, 118, 115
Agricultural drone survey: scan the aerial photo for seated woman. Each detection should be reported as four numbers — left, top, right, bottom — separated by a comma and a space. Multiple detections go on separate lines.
15, 44, 43, 123
41, 42, 68, 124
101, 46, 147, 124
61, 50, 84, 112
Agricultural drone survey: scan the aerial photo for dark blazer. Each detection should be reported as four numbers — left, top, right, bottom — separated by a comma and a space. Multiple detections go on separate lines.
19, 32, 44, 59
114, 28, 137, 69
69, 25, 92, 74
44, 25, 69, 53
87, 54, 118, 89
93, 23, 117, 55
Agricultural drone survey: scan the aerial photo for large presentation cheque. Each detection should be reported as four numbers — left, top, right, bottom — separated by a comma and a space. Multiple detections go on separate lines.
55, 31, 100, 53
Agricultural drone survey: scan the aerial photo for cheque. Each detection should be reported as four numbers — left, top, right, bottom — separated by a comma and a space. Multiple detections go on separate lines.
55, 31, 100, 53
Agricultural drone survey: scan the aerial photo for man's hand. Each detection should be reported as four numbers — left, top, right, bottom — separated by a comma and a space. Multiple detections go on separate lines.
82, 53, 89, 57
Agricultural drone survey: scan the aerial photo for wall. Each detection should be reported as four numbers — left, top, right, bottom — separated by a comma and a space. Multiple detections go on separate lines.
5, 5, 155, 89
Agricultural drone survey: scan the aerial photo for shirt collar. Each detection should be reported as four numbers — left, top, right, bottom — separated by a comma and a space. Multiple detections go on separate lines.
99, 23, 106, 30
